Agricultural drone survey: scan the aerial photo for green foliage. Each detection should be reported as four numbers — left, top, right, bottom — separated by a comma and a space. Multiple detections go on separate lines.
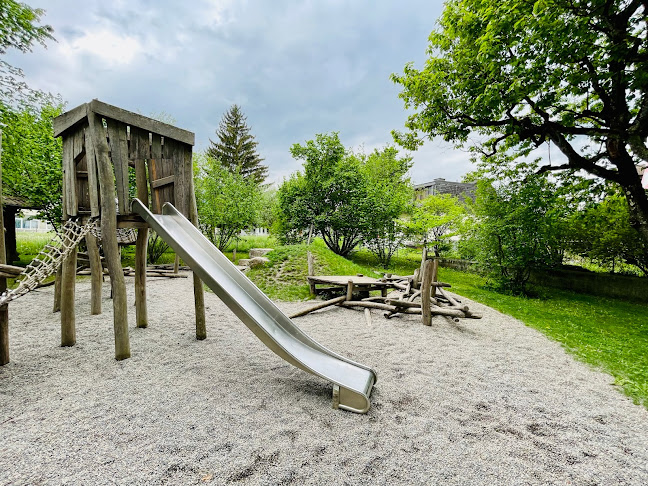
466, 172, 575, 294
392, 0, 648, 245
147, 231, 170, 265
359, 147, 413, 268
1, 97, 64, 228
246, 239, 380, 301
0, 1, 54, 105
406, 193, 465, 257
194, 152, 261, 251
569, 190, 648, 275
276, 133, 412, 260
207, 104, 268, 185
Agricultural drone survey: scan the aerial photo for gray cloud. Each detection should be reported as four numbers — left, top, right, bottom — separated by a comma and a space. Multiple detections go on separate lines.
5, 0, 472, 185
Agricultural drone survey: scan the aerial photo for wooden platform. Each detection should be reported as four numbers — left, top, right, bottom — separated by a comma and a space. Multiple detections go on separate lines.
307, 275, 392, 296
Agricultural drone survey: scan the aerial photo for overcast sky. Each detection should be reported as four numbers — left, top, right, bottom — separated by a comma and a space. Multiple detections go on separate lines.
7, 0, 473, 186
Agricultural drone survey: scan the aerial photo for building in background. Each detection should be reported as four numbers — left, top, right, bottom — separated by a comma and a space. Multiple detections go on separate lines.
414, 178, 476, 201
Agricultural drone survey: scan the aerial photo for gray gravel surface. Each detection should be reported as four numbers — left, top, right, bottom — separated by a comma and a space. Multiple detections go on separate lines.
1, 272, 648, 485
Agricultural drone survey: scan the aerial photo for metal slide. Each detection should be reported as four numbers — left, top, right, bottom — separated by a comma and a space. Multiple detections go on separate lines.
132, 199, 377, 413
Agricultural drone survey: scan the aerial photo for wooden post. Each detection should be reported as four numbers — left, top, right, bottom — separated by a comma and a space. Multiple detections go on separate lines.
135, 229, 148, 328
430, 258, 439, 298
88, 110, 130, 360
134, 157, 149, 328
185, 148, 206, 340
346, 280, 354, 301
60, 247, 77, 346
173, 254, 180, 274
307, 251, 314, 277
52, 267, 62, 313
0, 129, 8, 365
86, 233, 102, 315
421, 259, 434, 326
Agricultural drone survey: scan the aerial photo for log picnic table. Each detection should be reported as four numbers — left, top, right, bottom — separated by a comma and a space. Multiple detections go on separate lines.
293, 267, 482, 325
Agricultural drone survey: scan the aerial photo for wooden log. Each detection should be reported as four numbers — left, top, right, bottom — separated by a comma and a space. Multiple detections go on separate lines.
346, 280, 354, 301
361, 296, 389, 302
135, 228, 148, 328
307, 251, 314, 277
185, 146, 206, 340
416, 246, 428, 288
430, 258, 439, 298
0, 264, 24, 276
86, 233, 102, 315
88, 110, 130, 360
339, 301, 397, 312
60, 247, 77, 346
421, 259, 434, 326
289, 295, 346, 318
364, 308, 372, 326
173, 254, 180, 274
53, 266, 62, 313
0, 130, 8, 366
386, 299, 422, 309
407, 289, 421, 302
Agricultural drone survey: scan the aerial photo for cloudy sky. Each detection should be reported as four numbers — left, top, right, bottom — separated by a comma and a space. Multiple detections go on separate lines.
7, 0, 473, 186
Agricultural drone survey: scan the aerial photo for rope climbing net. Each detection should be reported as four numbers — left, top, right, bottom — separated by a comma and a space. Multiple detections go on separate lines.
0, 218, 98, 307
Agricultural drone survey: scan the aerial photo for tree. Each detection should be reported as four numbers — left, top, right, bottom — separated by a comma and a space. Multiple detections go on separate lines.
392, 0, 648, 246
1, 95, 63, 227
569, 189, 648, 275
194, 152, 261, 251
0, 1, 54, 105
276, 133, 412, 259
406, 193, 465, 257
207, 105, 268, 185
467, 172, 574, 293
279, 133, 366, 256
360, 147, 413, 268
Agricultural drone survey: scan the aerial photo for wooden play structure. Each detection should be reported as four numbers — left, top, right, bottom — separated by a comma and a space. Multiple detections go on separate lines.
0, 100, 206, 364
292, 258, 481, 324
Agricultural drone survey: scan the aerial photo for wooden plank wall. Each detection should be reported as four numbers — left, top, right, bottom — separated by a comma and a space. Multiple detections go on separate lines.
63, 116, 192, 219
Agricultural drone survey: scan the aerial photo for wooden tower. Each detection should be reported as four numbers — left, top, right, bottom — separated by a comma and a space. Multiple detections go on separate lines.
53, 100, 205, 360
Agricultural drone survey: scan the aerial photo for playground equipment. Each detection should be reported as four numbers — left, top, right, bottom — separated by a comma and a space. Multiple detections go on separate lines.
0, 100, 376, 413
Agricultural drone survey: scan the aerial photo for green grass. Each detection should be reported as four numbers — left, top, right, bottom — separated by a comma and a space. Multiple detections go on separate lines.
246, 239, 380, 300
15, 231, 55, 266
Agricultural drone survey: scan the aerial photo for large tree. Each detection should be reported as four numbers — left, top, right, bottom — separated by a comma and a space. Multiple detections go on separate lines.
207, 104, 268, 185
0, 1, 54, 105
392, 0, 648, 244
276, 133, 412, 258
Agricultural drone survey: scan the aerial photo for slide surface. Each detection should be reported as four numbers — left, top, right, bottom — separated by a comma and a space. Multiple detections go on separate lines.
132, 199, 376, 413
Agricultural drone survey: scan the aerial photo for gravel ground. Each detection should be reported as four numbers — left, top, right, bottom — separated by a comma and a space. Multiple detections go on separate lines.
1, 272, 648, 485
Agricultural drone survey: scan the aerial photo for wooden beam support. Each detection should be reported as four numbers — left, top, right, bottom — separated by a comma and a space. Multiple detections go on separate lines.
60, 247, 77, 346
421, 259, 434, 326
86, 233, 102, 315
89, 99, 195, 146
88, 110, 130, 360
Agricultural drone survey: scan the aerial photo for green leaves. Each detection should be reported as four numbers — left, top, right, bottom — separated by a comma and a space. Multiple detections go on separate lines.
207, 105, 268, 185
277, 133, 412, 262
194, 152, 263, 251
1, 96, 63, 228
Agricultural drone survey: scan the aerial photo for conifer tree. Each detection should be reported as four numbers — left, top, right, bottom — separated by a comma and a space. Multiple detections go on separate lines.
207, 105, 268, 185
